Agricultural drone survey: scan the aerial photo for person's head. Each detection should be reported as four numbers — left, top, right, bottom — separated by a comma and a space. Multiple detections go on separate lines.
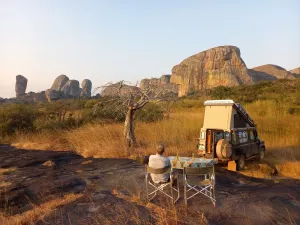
156, 143, 165, 155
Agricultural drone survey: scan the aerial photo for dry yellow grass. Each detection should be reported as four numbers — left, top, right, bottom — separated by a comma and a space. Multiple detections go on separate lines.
12, 100, 300, 179
112, 184, 208, 225
0, 193, 82, 225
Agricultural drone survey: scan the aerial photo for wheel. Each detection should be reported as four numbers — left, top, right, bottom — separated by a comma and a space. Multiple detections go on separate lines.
257, 148, 265, 161
236, 155, 245, 171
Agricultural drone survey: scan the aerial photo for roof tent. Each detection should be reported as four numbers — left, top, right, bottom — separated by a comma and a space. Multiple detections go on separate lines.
203, 100, 254, 130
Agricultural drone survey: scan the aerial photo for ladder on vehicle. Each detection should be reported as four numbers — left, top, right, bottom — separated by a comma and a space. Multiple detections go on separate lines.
233, 103, 255, 127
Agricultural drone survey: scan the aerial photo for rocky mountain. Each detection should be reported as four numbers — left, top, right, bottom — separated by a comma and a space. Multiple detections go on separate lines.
139, 46, 254, 97
141, 46, 299, 97
170, 46, 253, 96
2, 46, 300, 101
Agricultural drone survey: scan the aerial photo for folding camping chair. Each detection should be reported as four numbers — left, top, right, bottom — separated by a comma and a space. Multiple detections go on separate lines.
145, 165, 180, 204
183, 166, 216, 207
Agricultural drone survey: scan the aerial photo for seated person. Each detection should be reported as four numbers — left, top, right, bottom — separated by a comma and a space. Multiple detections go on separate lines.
148, 144, 171, 184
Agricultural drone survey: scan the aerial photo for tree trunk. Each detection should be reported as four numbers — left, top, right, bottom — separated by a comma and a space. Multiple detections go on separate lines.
124, 108, 136, 148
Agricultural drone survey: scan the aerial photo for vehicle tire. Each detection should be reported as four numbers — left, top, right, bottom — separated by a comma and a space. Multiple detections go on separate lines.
236, 155, 245, 171
257, 148, 265, 162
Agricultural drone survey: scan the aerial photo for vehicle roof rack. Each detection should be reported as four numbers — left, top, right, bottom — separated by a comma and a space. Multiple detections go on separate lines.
204, 100, 234, 106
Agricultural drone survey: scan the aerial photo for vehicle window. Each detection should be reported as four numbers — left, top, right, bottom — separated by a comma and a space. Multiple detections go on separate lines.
249, 130, 255, 141
242, 131, 248, 143
238, 131, 244, 143
215, 132, 224, 142
225, 132, 231, 141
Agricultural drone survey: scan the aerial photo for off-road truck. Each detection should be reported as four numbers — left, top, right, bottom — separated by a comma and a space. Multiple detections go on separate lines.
197, 100, 266, 170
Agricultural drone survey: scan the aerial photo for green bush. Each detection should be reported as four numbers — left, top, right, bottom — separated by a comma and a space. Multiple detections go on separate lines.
0, 104, 37, 136
135, 103, 164, 123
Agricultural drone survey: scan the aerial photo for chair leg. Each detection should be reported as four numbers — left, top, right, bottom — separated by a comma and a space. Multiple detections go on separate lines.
170, 182, 174, 204
146, 177, 149, 201
177, 177, 180, 201
213, 184, 216, 208
184, 179, 187, 204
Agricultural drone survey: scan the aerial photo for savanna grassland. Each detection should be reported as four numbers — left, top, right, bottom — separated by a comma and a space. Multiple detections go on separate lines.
2, 79, 300, 179
1, 79, 300, 224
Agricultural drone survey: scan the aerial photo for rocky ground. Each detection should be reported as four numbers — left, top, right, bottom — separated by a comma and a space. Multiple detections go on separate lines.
0, 145, 299, 225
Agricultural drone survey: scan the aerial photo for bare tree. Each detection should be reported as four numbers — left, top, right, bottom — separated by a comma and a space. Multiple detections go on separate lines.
93, 81, 176, 148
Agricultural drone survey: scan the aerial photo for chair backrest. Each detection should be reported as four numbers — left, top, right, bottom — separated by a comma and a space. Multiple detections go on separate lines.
146, 165, 171, 174
183, 166, 214, 176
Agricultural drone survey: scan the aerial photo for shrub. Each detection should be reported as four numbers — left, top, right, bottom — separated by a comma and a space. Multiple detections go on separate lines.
209, 86, 233, 100
0, 104, 37, 136
135, 103, 164, 123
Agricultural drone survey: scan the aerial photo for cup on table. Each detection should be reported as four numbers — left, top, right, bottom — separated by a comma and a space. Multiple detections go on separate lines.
180, 160, 185, 168
172, 160, 177, 167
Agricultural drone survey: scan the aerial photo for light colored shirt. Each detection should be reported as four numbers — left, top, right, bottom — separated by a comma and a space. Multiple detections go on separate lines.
148, 154, 171, 183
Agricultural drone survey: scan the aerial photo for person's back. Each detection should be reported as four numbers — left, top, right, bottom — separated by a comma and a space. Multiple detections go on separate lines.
148, 144, 170, 184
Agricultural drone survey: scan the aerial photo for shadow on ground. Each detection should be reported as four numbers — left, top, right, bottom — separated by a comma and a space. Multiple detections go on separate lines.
0, 145, 299, 225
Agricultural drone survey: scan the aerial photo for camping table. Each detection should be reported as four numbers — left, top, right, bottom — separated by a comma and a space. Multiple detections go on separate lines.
168, 156, 217, 179
168, 156, 217, 169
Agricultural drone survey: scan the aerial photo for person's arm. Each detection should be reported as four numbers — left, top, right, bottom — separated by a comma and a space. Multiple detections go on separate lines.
168, 158, 171, 167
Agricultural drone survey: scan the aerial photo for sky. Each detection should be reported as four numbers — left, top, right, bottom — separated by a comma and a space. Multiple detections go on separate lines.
0, 0, 300, 98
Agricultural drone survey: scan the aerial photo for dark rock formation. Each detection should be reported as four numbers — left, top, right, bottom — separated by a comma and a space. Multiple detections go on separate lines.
81, 79, 92, 98
32, 91, 47, 103
15, 75, 28, 97
160, 75, 171, 84
45, 89, 60, 102
61, 80, 81, 98
51, 75, 69, 92
101, 82, 140, 97
170, 46, 253, 96
140, 75, 178, 95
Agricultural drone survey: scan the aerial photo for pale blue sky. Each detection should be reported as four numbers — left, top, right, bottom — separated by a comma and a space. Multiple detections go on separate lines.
0, 0, 299, 98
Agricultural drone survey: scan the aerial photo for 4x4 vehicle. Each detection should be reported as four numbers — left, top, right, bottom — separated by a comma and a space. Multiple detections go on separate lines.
197, 100, 266, 170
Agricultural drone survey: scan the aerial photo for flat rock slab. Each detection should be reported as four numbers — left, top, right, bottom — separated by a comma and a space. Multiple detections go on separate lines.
0, 145, 299, 224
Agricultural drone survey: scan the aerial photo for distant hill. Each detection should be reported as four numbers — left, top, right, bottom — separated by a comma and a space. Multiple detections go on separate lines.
248, 64, 296, 82
290, 67, 300, 74
290, 67, 300, 78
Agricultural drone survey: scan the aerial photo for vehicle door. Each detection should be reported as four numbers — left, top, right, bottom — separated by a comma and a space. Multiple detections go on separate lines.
206, 130, 212, 154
